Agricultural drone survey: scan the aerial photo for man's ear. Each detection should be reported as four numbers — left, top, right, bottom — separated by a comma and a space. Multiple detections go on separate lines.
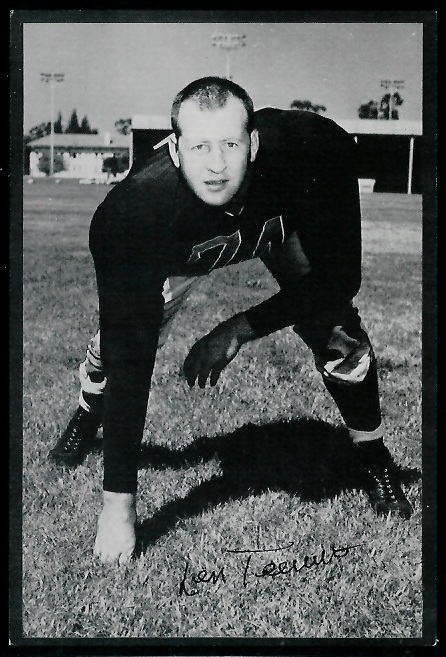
250, 128, 259, 162
168, 135, 180, 168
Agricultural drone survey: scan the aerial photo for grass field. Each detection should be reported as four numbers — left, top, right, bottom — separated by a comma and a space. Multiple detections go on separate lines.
17, 178, 424, 641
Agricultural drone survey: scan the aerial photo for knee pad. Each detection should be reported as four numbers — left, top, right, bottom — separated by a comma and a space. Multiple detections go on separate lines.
315, 325, 373, 385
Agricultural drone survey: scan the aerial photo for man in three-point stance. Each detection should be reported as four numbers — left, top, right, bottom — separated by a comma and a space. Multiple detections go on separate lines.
49, 77, 412, 564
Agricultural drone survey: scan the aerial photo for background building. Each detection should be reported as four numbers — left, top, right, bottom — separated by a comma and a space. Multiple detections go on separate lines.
26, 132, 131, 179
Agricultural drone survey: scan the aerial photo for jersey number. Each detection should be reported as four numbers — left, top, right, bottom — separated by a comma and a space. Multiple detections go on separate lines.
187, 215, 284, 272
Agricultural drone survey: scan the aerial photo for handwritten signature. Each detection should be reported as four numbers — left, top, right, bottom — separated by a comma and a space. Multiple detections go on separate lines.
179, 541, 363, 596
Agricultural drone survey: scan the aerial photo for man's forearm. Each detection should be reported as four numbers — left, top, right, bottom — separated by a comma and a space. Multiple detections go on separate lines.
244, 281, 349, 343
226, 311, 259, 344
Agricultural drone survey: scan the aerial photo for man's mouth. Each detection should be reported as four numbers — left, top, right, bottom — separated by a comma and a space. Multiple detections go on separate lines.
204, 179, 228, 190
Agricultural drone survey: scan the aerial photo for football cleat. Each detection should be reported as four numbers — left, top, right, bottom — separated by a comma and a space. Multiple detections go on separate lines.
362, 457, 413, 519
48, 406, 102, 468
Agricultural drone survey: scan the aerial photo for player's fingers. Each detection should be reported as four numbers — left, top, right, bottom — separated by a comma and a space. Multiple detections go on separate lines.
183, 352, 199, 387
185, 369, 197, 388
183, 365, 197, 387
197, 364, 213, 389
210, 362, 226, 387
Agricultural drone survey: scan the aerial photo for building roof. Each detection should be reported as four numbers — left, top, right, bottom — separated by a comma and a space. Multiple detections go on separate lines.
335, 118, 422, 136
28, 133, 131, 149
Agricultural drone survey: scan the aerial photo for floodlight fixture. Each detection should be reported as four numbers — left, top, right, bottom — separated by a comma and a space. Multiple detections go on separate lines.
211, 33, 246, 80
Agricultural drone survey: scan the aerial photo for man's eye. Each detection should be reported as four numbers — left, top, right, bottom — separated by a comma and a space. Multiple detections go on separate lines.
225, 142, 238, 148
192, 144, 206, 151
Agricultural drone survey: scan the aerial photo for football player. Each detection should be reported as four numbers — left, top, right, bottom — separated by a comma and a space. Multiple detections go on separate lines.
48, 77, 412, 564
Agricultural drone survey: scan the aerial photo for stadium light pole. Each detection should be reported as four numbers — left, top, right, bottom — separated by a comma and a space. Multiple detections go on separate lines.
211, 33, 246, 80
41, 73, 65, 176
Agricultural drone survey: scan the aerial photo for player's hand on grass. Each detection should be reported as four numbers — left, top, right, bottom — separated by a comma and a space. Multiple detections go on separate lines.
183, 312, 256, 388
93, 491, 137, 565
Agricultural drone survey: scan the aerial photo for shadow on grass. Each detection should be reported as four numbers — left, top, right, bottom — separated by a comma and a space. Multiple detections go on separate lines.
131, 418, 420, 555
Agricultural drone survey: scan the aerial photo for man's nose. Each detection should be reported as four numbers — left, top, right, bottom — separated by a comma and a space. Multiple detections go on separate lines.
206, 147, 227, 173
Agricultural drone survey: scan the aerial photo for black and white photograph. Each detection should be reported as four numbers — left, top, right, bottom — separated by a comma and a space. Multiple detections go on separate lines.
10, 9, 436, 646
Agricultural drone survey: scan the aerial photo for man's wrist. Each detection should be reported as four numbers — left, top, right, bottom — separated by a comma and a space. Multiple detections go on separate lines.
103, 490, 136, 510
226, 312, 258, 344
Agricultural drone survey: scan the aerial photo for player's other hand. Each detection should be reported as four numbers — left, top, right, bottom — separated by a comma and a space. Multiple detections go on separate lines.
93, 491, 136, 565
183, 313, 256, 388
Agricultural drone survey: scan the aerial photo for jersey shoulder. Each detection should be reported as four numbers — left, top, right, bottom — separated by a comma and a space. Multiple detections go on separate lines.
254, 106, 350, 137
107, 149, 176, 204
253, 107, 356, 172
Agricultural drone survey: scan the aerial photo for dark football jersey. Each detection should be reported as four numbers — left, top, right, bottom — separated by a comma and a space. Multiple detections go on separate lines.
89, 107, 362, 493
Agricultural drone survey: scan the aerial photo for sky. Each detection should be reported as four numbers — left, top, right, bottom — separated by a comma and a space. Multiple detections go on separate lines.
19, 13, 425, 136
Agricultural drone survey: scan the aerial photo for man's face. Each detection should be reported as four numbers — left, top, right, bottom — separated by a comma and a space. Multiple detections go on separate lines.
170, 96, 259, 206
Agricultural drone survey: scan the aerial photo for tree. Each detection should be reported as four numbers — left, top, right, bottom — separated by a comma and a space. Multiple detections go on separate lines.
290, 100, 327, 114
358, 92, 403, 119
115, 118, 132, 135
65, 109, 98, 134
54, 112, 63, 134
102, 154, 129, 176
102, 155, 120, 176
379, 92, 404, 120
66, 109, 81, 134
26, 122, 51, 141
37, 152, 65, 176
358, 100, 379, 119
79, 115, 98, 134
